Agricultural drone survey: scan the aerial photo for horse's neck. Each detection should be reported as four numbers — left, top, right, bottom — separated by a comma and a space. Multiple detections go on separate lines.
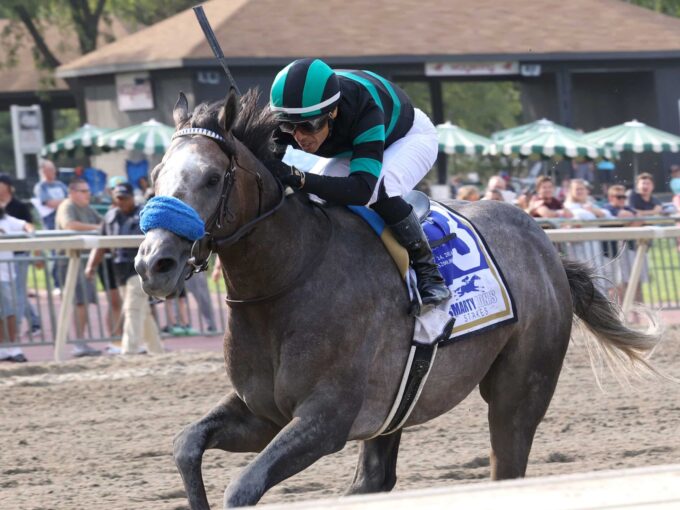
217, 193, 322, 301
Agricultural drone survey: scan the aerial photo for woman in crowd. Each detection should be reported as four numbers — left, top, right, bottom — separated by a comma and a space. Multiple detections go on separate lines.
562, 179, 608, 288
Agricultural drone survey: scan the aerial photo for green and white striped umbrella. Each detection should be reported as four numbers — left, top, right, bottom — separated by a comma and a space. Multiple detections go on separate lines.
40, 123, 112, 157
583, 120, 680, 153
97, 119, 174, 156
491, 118, 582, 142
437, 122, 496, 155
497, 123, 614, 159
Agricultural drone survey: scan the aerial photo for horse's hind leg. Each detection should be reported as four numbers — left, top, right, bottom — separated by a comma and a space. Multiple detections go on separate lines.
346, 430, 403, 495
479, 327, 570, 480
173, 392, 280, 510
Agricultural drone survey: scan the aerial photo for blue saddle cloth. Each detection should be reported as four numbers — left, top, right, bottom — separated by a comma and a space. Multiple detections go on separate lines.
348, 202, 517, 343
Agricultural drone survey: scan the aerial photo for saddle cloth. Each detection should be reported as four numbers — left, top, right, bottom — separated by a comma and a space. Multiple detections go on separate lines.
349, 201, 517, 345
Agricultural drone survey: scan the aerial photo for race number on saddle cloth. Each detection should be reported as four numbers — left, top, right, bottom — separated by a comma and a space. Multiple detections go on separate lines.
350, 201, 517, 345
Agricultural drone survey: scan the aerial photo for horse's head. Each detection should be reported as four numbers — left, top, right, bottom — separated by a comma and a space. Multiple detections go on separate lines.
135, 89, 279, 298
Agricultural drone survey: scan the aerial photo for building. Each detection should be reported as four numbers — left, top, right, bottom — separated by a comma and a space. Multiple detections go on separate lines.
57, 0, 680, 184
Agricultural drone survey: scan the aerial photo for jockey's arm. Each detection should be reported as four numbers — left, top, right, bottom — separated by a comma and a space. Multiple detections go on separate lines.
303, 171, 376, 205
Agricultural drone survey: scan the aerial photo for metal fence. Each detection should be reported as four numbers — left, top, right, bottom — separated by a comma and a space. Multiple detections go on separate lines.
0, 233, 227, 358
1, 225, 680, 361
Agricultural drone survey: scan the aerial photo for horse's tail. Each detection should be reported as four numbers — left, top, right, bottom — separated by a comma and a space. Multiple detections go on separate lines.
563, 258, 662, 380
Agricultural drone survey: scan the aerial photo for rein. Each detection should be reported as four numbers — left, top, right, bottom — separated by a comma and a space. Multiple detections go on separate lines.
171, 126, 333, 306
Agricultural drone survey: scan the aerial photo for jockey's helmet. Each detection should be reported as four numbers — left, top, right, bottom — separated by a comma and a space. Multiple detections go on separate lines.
270, 58, 340, 123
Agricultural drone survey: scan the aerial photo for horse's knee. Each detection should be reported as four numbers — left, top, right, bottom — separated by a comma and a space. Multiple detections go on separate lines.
173, 426, 204, 470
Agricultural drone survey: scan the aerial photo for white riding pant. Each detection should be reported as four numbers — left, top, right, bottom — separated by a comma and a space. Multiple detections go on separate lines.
309, 108, 438, 205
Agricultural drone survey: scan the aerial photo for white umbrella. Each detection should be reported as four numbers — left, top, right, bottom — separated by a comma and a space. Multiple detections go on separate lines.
97, 119, 174, 156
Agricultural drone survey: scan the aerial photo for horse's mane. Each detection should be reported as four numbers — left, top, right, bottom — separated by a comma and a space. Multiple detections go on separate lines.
189, 88, 278, 164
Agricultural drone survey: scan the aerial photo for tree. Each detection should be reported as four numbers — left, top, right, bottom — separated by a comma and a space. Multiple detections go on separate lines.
397, 81, 522, 136
0, 0, 196, 72
625, 0, 680, 16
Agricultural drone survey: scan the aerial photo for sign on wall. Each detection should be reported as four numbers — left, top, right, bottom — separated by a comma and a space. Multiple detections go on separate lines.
425, 61, 520, 77
10, 104, 44, 179
116, 72, 154, 111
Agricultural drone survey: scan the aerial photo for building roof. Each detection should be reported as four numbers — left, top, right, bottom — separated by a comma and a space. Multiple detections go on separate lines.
58, 0, 680, 78
0, 17, 134, 95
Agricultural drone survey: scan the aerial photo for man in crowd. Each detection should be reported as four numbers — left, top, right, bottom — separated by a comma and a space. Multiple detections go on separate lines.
33, 159, 69, 294
55, 178, 117, 357
0, 206, 34, 362
33, 159, 68, 230
85, 183, 164, 355
486, 174, 516, 203
0, 173, 41, 336
628, 172, 662, 216
528, 176, 573, 219
601, 184, 644, 304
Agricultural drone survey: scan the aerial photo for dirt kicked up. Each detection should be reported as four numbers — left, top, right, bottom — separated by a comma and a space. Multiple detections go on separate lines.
1, 330, 679, 510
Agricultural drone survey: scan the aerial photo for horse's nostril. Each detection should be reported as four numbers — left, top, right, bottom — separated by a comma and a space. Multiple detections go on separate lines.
153, 257, 177, 274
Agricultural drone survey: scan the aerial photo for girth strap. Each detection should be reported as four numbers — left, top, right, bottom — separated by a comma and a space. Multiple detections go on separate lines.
370, 316, 456, 438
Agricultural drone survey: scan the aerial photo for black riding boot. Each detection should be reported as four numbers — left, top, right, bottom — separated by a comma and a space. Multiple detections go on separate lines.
390, 209, 451, 312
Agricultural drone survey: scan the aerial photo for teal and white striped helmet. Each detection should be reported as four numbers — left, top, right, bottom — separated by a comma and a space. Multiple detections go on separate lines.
270, 58, 341, 122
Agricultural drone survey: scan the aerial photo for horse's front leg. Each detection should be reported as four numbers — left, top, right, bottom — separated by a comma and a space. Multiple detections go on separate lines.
223, 394, 359, 508
173, 392, 280, 510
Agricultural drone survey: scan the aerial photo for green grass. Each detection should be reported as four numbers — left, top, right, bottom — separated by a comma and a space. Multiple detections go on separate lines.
641, 239, 680, 306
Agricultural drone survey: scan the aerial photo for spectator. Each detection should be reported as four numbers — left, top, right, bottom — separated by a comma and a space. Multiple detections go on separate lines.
184, 273, 217, 333
55, 179, 104, 357
555, 177, 571, 202
0, 173, 41, 336
601, 184, 645, 304
456, 185, 480, 201
528, 176, 573, 218
564, 179, 607, 220
670, 165, 680, 212
499, 171, 515, 192
32, 159, 68, 230
0, 206, 34, 362
563, 179, 606, 275
135, 176, 151, 205
32, 159, 69, 294
628, 172, 662, 217
448, 175, 462, 199
487, 175, 515, 203
159, 286, 198, 336
482, 188, 504, 201
85, 183, 164, 355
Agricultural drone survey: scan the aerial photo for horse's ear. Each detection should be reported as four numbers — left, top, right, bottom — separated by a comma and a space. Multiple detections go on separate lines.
218, 87, 239, 133
173, 92, 190, 128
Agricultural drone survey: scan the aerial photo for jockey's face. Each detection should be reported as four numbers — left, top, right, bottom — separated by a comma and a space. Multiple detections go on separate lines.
292, 108, 337, 154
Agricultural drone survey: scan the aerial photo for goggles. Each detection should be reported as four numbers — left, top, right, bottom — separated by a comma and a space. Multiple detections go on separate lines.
279, 115, 330, 135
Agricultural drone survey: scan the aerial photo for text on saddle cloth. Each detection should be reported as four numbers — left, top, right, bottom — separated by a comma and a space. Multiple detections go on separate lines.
348, 201, 517, 345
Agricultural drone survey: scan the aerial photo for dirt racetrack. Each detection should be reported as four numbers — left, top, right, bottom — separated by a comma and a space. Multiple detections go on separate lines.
1, 328, 679, 510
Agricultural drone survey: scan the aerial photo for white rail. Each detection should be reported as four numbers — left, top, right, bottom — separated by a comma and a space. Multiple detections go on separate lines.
1, 226, 678, 361
255, 463, 680, 510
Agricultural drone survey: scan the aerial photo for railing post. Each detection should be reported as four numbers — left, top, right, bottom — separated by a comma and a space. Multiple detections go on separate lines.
622, 240, 650, 316
53, 249, 80, 361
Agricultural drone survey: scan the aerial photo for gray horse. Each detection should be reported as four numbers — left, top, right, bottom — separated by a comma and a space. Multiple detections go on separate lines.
134, 90, 659, 509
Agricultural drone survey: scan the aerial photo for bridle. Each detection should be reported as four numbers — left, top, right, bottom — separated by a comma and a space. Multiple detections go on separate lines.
169, 126, 332, 306
170, 127, 287, 275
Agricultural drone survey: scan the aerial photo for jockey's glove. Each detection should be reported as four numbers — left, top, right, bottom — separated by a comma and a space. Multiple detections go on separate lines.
279, 166, 305, 189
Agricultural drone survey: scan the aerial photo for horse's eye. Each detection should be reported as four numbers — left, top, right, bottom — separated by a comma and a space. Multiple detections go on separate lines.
206, 174, 221, 188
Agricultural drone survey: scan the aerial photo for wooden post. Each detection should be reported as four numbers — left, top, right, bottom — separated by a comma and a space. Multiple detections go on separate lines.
53, 250, 80, 361
622, 240, 649, 315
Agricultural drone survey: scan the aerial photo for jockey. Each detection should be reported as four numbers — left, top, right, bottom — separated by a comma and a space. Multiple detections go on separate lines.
269, 58, 450, 311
